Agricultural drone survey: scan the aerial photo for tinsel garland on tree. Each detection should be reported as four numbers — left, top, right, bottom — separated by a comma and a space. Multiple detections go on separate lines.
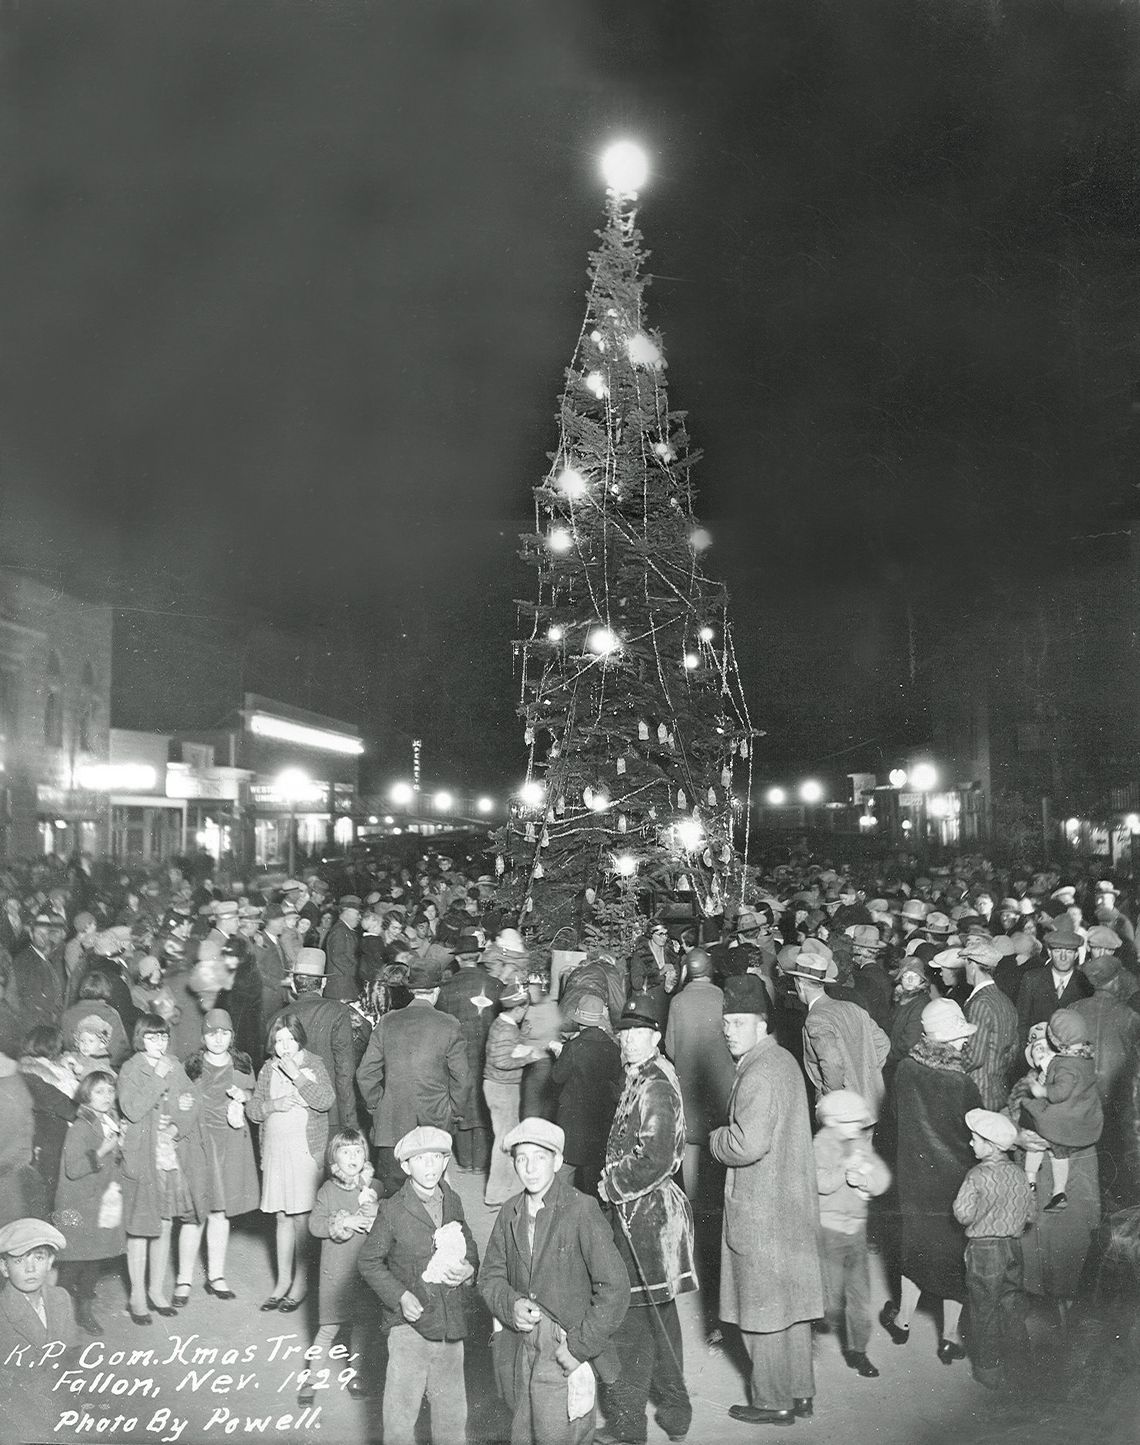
499, 156, 758, 945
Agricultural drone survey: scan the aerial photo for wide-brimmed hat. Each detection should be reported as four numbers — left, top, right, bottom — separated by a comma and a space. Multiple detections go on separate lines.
845, 924, 884, 951
925, 911, 953, 935
781, 948, 838, 985
901, 899, 928, 922
294, 948, 327, 977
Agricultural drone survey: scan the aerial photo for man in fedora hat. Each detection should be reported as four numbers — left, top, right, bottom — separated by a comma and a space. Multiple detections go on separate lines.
266, 948, 358, 1133
711, 975, 823, 1426
845, 924, 892, 1034
961, 939, 1019, 1111
325, 896, 363, 1003
598, 997, 697, 1445
1016, 922, 1092, 1047
785, 944, 890, 1117
357, 944, 469, 1197
663, 947, 735, 1202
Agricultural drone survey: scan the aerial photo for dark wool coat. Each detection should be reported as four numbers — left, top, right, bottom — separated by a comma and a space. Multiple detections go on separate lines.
663, 979, 736, 1145
309, 1174, 377, 1323
435, 965, 502, 1130
710, 1034, 824, 1333
1025, 1051, 1103, 1149
887, 989, 929, 1076
53, 1106, 126, 1260
356, 999, 469, 1146
324, 920, 361, 1002
890, 1038, 983, 1301
1070, 993, 1140, 1119
479, 1171, 630, 1374
552, 1026, 623, 1171
1017, 968, 1093, 1047
358, 1178, 478, 1340
850, 960, 893, 1034
267, 994, 358, 1133
601, 1054, 697, 1305
118, 1051, 200, 1237
11, 944, 65, 1035
20, 1068, 76, 1213
964, 982, 1020, 1111
0, 1280, 76, 1359
181, 1050, 260, 1219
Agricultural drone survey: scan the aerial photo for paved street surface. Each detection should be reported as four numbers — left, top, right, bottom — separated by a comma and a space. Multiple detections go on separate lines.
6, 1164, 1136, 1445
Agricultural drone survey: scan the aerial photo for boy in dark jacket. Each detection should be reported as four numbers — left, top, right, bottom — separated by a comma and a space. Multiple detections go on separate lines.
357, 1126, 478, 1445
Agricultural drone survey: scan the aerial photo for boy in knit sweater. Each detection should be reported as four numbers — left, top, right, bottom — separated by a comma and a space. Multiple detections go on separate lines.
952, 1108, 1035, 1390
813, 1089, 891, 1379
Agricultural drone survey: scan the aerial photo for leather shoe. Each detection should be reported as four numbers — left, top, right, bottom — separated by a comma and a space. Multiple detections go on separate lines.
792, 1399, 812, 1419
260, 1296, 284, 1312
278, 1296, 305, 1313
148, 1299, 177, 1318
205, 1279, 236, 1300
346, 1378, 368, 1399
727, 1405, 795, 1425
937, 1339, 967, 1365
128, 1309, 153, 1326
879, 1301, 910, 1345
845, 1352, 880, 1378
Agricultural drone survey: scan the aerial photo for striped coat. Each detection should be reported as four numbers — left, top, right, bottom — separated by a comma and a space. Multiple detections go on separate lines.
963, 982, 1019, 1110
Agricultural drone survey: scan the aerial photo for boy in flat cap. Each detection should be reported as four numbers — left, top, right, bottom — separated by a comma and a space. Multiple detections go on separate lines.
479, 1118, 630, 1445
358, 1126, 477, 1445
952, 1110, 1035, 1390
0, 1219, 76, 1358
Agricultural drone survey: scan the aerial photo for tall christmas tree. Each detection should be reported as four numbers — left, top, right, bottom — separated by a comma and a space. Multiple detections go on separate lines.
502, 143, 758, 948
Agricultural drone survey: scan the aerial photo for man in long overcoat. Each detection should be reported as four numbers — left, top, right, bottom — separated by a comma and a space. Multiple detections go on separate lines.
710, 974, 823, 1426
356, 948, 469, 1196
663, 948, 735, 1201
599, 996, 698, 1445
324, 895, 362, 1003
435, 929, 500, 1171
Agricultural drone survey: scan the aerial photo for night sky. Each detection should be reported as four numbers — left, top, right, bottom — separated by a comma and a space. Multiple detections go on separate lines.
2, 1, 1138, 793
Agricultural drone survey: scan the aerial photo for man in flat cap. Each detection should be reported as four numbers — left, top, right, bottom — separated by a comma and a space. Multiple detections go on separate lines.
1017, 923, 1092, 1047
325, 896, 363, 1003
598, 998, 697, 1445
962, 939, 1019, 1110
479, 1118, 630, 1445
711, 975, 823, 1426
0, 1219, 76, 1357
356, 945, 469, 1198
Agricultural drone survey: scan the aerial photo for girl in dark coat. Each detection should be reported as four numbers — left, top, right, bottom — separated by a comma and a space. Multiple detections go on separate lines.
53, 1070, 125, 1334
19, 1025, 78, 1214
882, 998, 983, 1363
551, 995, 623, 1195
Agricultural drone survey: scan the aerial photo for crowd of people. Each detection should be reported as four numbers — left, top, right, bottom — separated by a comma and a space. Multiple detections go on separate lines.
1, 846, 1140, 1441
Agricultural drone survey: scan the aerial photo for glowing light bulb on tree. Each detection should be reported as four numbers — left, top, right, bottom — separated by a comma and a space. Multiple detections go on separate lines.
546, 625, 564, 643
698, 626, 715, 643
587, 626, 619, 656
683, 653, 699, 670
614, 853, 637, 877
520, 782, 545, 809
547, 527, 572, 553
689, 528, 712, 552
585, 372, 608, 399
674, 818, 705, 853
600, 140, 649, 198
557, 468, 587, 499
588, 791, 610, 813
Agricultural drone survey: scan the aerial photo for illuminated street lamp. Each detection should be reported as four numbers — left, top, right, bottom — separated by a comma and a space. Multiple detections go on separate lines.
909, 762, 938, 793
390, 781, 415, 807
766, 787, 787, 806
275, 768, 316, 877
476, 797, 494, 814
434, 791, 454, 813
799, 780, 824, 804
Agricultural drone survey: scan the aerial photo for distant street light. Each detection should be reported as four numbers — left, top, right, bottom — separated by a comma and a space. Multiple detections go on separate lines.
390, 781, 415, 807
799, 780, 824, 804
909, 762, 938, 793
275, 768, 316, 877
766, 787, 787, 806
476, 797, 494, 814
434, 791, 454, 813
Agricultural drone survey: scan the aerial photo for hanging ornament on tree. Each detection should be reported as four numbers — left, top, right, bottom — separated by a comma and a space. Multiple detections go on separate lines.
549, 743, 560, 759
657, 723, 668, 744
638, 720, 650, 741
626, 332, 663, 369
618, 814, 628, 833
495, 854, 505, 877
525, 822, 536, 843
545, 808, 556, 824
540, 828, 550, 848
648, 807, 657, 821
740, 740, 749, 759
582, 785, 595, 809
555, 796, 566, 815
721, 765, 732, 789
524, 896, 534, 913
677, 789, 687, 809
703, 849, 714, 868
720, 844, 733, 863
524, 726, 535, 746
533, 862, 545, 880
616, 757, 626, 775
667, 731, 675, 748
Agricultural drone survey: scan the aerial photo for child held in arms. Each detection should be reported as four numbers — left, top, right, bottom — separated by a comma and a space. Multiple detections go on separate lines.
1022, 1009, 1102, 1213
